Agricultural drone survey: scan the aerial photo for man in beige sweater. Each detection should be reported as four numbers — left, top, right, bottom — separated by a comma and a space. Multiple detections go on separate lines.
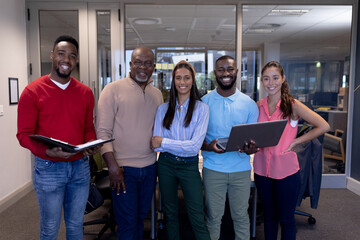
96, 46, 163, 240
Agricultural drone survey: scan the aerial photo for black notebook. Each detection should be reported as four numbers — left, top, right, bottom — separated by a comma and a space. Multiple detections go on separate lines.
29, 134, 114, 153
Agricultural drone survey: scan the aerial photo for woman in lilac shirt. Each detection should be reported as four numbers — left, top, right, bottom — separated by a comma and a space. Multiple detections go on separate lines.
254, 61, 329, 240
151, 60, 210, 240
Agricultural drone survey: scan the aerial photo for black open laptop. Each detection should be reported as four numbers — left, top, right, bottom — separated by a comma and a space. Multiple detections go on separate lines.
216, 119, 288, 152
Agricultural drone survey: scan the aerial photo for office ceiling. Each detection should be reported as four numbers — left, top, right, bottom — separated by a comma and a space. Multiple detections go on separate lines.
242, 5, 352, 62
125, 5, 236, 50
125, 4, 352, 62
34, 1, 352, 62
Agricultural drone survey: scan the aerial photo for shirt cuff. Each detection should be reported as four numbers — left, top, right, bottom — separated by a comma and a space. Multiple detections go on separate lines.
156, 137, 169, 152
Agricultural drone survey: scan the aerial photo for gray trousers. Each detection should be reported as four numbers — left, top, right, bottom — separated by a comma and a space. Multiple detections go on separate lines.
203, 168, 251, 240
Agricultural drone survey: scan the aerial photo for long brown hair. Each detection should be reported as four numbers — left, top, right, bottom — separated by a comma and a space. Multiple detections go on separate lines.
163, 60, 201, 129
261, 61, 294, 118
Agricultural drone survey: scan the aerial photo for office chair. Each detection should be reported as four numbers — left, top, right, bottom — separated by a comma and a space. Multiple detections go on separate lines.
84, 153, 117, 240
323, 129, 345, 164
294, 209, 316, 224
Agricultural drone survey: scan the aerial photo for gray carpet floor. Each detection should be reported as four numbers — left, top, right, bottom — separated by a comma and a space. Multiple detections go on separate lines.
1, 188, 359, 240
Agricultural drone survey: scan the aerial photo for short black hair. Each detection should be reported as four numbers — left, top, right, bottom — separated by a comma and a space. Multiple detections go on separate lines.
53, 35, 79, 52
215, 55, 236, 66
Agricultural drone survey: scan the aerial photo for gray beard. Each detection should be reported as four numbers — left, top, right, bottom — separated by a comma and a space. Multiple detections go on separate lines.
134, 73, 148, 83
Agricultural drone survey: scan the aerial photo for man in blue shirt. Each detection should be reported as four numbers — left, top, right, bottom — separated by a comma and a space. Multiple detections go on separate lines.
201, 55, 259, 240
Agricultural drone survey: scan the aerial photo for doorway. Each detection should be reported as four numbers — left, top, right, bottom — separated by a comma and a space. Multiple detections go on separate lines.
27, 2, 124, 109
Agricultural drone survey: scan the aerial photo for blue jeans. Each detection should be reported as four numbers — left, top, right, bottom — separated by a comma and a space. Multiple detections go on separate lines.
112, 163, 156, 240
254, 171, 300, 240
33, 156, 90, 240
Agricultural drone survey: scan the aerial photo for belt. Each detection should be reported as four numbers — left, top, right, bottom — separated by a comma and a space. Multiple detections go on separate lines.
162, 152, 199, 162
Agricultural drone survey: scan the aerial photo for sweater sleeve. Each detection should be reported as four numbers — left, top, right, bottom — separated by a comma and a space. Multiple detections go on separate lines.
16, 87, 48, 157
83, 89, 97, 142
96, 84, 116, 155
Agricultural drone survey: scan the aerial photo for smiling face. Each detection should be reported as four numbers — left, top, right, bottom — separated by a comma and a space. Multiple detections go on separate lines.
50, 41, 78, 82
174, 67, 193, 99
261, 66, 286, 97
214, 58, 238, 90
129, 47, 155, 84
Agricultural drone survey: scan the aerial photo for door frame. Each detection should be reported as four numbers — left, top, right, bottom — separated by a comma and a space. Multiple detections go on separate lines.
27, 1, 125, 91
87, 2, 124, 107
27, 2, 89, 84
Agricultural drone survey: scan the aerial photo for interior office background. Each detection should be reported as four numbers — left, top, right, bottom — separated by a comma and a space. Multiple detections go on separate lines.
1, 0, 360, 213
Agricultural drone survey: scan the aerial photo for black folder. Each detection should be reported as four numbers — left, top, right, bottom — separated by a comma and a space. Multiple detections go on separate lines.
29, 134, 114, 153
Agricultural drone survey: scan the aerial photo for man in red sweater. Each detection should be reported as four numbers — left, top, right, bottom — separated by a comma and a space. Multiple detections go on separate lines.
17, 35, 99, 240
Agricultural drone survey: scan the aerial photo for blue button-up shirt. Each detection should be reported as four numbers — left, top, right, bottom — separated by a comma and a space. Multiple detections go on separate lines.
153, 98, 209, 157
201, 89, 259, 173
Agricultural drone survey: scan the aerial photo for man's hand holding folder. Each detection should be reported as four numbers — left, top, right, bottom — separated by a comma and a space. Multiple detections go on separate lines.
29, 134, 114, 158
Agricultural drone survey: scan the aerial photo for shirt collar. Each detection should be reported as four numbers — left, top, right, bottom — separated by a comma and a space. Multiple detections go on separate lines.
49, 76, 71, 90
176, 97, 190, 110
259, 96, 267, 107
127, 73, 153, 88
260, 96, 281, 106
259, 96, 281, 111
214, 88, 240, 102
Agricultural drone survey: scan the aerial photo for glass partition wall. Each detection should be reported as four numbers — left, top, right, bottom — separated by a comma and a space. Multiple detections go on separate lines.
96, 10, 112, 91
39, 10, 79, 79
242, 5, 352, 175
125, 3, 353, 177
125, 5, 236, 98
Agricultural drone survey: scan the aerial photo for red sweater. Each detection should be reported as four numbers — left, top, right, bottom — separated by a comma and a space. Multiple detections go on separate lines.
17, 75, 96, 161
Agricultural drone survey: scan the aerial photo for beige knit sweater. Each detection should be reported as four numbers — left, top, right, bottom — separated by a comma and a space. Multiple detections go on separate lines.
96, 76, 163, 168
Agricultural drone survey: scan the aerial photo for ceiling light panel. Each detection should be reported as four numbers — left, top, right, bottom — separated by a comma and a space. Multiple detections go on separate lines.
193, 17, 224, 30
131, 17, 161, 25
268, 9, 310, 16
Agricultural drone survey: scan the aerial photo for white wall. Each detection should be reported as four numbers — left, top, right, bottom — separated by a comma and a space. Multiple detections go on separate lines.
0, 0, 33, 211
